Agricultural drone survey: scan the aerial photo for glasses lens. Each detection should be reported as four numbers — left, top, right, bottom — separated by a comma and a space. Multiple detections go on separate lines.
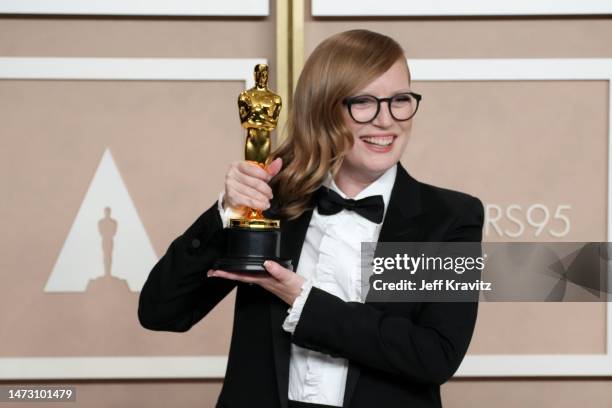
390, 93, 417, 121
349, 95, 378, 123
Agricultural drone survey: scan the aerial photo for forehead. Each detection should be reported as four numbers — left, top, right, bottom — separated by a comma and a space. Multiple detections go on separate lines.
357, 59, 411, 95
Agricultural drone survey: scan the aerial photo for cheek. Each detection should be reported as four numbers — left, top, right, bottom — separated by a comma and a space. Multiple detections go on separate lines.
342, 113, 361, 136
399, 118, 413, 133
342, 119, 365, 152
398, 122, 413, 144
344, 137, 369, 165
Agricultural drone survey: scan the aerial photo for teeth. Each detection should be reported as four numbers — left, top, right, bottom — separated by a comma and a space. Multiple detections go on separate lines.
362, 136, 394, 146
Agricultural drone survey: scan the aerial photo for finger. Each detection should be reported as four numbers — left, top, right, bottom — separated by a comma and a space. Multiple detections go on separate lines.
226, 161, 245, 182
227, 180, 270, 209
263, 260, 289, 280
234, 189, 269, 210
238, 161, 271, 181
227, 180, 269, 206
266, 157, 283, 178
210, 269, 265, 285
233, 170, 273, 199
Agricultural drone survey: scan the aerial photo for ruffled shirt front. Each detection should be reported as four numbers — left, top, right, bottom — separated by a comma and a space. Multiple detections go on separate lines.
283, 164, 396, 406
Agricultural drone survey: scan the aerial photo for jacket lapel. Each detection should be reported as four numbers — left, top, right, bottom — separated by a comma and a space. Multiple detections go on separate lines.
343, 162, 424, 408
378, 162, 423, 243
268, 207, 314, 408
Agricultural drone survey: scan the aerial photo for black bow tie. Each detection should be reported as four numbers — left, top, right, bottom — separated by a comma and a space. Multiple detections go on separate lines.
315, 186, 385, 224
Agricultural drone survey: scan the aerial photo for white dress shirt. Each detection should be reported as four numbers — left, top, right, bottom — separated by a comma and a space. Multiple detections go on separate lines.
218, 164, 397, 406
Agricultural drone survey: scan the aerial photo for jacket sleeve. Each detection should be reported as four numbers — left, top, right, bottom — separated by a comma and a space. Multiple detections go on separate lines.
291, 196, 484, 385
138, 201, 237, 332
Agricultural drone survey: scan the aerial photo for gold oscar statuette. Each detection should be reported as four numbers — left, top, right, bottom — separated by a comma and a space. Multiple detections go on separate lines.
213, 64, 292, 273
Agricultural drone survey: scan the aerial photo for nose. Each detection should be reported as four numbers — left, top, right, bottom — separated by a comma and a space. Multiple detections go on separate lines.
372, 100, 394, 128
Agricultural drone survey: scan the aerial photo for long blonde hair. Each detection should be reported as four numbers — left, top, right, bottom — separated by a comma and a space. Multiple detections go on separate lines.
269, 29, 409, 219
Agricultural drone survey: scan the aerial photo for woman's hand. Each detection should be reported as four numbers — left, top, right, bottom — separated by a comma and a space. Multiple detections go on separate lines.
207, 261, 305, 306
223, 157, 282, 212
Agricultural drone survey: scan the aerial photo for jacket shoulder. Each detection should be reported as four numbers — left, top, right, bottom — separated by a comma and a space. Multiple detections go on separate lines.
418, 180, 484, 218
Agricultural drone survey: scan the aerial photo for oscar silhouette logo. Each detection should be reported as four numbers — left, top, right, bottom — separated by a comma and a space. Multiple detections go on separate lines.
87, 206, 130, 292
214, 64, 292, 273
45, 148, 157, 293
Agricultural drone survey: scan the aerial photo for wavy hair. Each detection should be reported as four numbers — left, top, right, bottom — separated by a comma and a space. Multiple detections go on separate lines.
269, 29, 409, 219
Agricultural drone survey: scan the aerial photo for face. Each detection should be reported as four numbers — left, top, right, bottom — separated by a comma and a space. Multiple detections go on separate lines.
339, 58, 414, 182
256, 66, 268, 87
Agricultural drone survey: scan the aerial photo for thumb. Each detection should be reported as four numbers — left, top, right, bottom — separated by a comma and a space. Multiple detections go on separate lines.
266, 157, 283, 178
263, 260, 284, 278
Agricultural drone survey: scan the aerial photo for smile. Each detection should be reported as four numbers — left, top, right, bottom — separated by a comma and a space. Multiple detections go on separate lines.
360, 135, 396, 147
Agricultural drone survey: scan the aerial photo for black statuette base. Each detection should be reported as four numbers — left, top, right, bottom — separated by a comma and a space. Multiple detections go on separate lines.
213, 227, 292, 273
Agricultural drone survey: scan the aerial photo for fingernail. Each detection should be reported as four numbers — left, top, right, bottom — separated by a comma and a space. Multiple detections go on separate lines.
263, 261, 270, 268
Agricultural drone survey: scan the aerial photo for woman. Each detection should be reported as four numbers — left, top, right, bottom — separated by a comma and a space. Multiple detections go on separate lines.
139, 29, 484, 408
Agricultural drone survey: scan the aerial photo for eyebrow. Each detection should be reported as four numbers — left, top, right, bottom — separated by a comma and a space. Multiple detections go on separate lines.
355, 89, 413, 96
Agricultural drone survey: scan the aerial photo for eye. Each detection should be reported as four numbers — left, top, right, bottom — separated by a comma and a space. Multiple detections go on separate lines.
350, 95, 376, 106
392, 94, 413, 103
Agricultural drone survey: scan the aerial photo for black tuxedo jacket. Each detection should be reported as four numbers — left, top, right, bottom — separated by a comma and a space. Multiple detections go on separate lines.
138, 163, 484, 408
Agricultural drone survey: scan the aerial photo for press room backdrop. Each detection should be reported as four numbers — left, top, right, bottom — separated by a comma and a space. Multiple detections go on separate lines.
1, 1, 611, 407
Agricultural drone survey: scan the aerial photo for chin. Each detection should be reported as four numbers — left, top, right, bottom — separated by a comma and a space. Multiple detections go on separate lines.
342, 150, 399, 179
360, 161, 396, 177
363, 155, 398, 171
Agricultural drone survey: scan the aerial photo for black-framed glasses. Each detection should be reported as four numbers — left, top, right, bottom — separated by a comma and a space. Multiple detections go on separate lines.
343, 92, 422, 124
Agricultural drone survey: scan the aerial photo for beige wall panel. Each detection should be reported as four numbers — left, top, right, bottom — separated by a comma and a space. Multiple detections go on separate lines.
0, 79, 249, 356
444, 379, 612, 408
1, 9, 276, 408
305, 15, 612, 58
469, 302, 606, 354
0, 15, 276, 58
405, 80, 607, 242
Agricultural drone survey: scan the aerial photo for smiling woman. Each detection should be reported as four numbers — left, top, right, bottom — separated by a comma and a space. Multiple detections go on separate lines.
269, 30, 421, 215
138, 29, 484, 408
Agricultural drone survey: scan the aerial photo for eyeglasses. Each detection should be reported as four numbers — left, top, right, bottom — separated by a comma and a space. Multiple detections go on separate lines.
343, 92, 422, 124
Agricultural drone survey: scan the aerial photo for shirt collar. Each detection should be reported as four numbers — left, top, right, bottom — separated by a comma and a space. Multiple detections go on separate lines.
323, 163, 397, 217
